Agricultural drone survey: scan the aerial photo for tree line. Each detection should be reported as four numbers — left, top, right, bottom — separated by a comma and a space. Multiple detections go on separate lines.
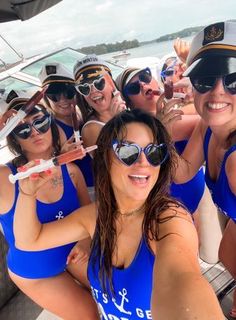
78, 39, 139, 55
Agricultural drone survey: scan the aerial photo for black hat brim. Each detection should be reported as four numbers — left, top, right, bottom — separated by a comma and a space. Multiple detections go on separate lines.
184, 56, 236, 77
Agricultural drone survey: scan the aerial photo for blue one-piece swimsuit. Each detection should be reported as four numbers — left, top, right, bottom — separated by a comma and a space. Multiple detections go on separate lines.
204, 128, 236, 222
170, 140, 205, 213
56, 119, 94, 187
88, 238, 155, 320
0, 163, 79, 279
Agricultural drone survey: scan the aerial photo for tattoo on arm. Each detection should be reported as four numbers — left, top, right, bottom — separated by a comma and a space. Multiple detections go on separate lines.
50, 175, 63, 188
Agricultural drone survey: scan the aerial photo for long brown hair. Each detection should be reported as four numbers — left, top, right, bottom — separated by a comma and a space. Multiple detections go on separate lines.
91, 108, 180, 295
6, 99, 61, 167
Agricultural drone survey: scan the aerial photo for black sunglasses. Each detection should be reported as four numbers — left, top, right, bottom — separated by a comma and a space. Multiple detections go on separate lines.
76, 76, 106, 96
112, 140, 168, 166
123, 68, 152, 96
13, 114, 51, 139
46, 83, 76, 102
190, 73, 236, 95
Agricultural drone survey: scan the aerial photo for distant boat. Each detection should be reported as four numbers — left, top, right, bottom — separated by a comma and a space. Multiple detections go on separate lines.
112, 50, 131, 60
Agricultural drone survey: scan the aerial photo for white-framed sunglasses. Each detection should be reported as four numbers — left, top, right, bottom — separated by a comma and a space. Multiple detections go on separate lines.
76, 76, 106, 96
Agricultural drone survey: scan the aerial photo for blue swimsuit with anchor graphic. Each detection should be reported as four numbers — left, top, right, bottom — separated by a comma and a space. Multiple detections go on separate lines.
56, 119, 94, 187
0, 163, 79, 279
88, 237, 154, 320
204, 128, 236, 222
170, 140, 205, 213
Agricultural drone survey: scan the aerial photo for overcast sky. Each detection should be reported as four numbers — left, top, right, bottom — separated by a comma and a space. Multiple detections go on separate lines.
0, 0, 235, 61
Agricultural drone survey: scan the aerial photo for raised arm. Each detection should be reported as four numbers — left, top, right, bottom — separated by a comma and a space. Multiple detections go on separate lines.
152, 207, 224, 319
14, 164, 94, 251
174, 118, 206, 183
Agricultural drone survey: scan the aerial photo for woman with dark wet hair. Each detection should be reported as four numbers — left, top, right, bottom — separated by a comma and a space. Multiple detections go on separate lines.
14, 108, 223, 319
0, 96, 99, 319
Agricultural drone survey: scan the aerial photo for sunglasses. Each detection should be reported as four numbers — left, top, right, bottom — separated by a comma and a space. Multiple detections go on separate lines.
46, 84, 76, 102
76, 76, 106, 96
123, 68, 152, 96
112, 140, 168, 166
160, 58, 178, 80
13, 114, 51, 139
190, 73, 236, 95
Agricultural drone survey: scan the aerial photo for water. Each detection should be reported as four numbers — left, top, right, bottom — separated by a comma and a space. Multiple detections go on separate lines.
100, 36, 193, 67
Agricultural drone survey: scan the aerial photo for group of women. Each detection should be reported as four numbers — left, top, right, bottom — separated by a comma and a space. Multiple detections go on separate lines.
0, 19, 235, 320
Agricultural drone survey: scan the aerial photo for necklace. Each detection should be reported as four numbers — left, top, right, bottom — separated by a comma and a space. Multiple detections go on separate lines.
117, 204, 145, 217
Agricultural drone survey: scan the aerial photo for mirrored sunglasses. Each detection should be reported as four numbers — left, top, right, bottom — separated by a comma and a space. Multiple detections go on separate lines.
190, 73, 236, 95
123, 68, 152, 96
46, 84, 76, 102
13, 114, 51, 139
160, 58, 178, 80
76, 76, 106, 96
112, 140, 168, 166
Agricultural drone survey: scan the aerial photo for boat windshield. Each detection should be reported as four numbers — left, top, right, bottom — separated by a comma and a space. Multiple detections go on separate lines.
0, 77, 39, 99
22, 48, 123, 79
21, 48, 85, 78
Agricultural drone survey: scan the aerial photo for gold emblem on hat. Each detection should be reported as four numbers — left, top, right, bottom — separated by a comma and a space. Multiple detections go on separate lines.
204, 26, 224, 42
87, 69, 103, 78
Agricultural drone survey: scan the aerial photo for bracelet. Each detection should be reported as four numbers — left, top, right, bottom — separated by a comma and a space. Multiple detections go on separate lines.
18, 186, 37, 198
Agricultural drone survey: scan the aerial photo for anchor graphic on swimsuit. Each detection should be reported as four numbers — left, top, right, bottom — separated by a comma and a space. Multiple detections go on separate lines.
55, 210, 64, 220
112, 288, 132, 315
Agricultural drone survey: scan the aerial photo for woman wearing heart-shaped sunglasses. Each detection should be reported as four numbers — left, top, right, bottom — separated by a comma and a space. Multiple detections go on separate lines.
0, 94, 99, 319
13, 108, 223, 320
74, 54, 126, 157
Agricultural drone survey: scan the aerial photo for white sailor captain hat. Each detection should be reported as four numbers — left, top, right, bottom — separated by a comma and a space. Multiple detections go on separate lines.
73, 54, 111, 84
39, 62, 75, 87
184, 20, 236, 77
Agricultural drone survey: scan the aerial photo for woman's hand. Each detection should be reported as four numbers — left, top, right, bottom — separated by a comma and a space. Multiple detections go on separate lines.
156, 93, 184, 136
110, 91, 126, 116
173, 77, 193, 102
174, 38, 190, 63
66, 239, 90, 265
17, 159, 56, 196
61, 136, 86, 159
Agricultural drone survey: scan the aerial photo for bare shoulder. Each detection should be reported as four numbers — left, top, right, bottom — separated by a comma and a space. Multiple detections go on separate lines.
0, 164, 15, 209
82, 122, 103, 136
82, 121, 103, 146
0, 164, 12, 182
66, 162, 82, 179
157, 204, 198, 249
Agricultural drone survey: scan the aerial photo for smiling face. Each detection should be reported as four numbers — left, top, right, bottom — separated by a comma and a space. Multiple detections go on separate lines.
193, 77, 236, 128
83, 75, 114, 114
110, 122, 160, 207
46, 83, 76, 118
127, 73, 161, 115
48, 95, 75, 118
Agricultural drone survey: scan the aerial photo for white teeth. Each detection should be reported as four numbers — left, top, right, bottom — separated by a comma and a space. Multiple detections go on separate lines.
130, 175, 148, 178
92, 96, 103, 101
208, 103, 227, 109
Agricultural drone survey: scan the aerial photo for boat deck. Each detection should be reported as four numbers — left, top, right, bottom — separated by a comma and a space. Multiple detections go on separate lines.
36, 259, 236, 319
200, 259, 236, 320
